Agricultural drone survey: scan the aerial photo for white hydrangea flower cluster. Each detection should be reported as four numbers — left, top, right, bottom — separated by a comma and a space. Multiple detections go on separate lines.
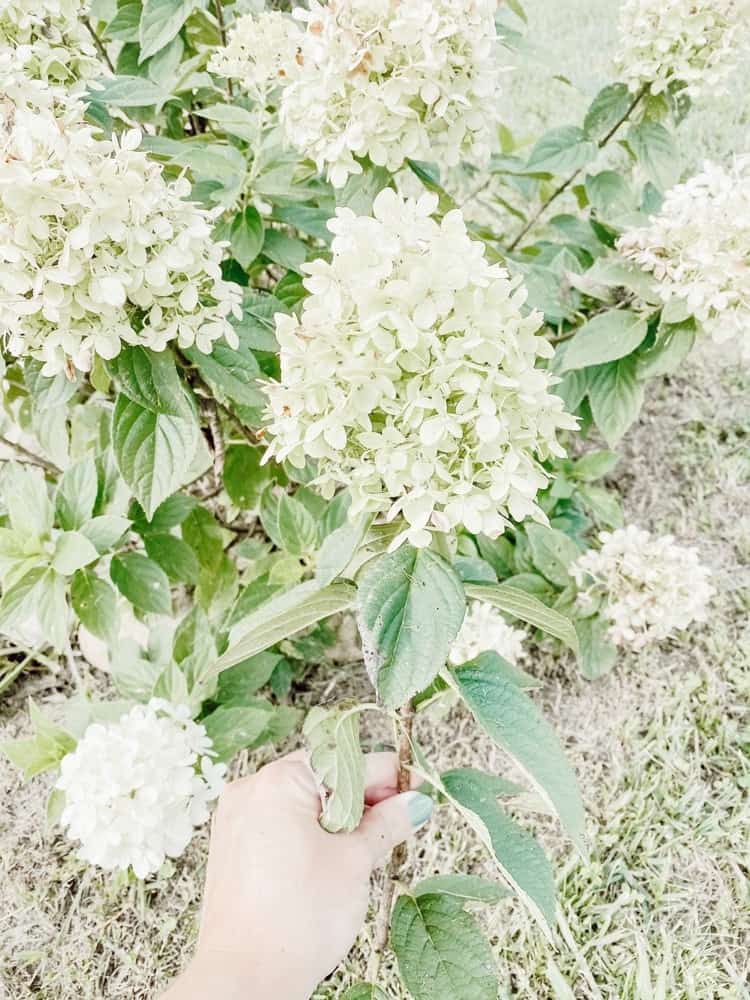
213, 0, 501, 187
570, 525, 714, 651
0, 0, 99, 85
448, 601, 527, 666
56, 700, 226, 879
263, 189, 577, 549
617, 157, 750, 358
0, 90, 242, 376
616, 0, 748, 98
208, 9, 302, 97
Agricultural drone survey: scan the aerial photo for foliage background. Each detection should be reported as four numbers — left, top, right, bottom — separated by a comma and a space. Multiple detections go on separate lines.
1, 0, 748, 997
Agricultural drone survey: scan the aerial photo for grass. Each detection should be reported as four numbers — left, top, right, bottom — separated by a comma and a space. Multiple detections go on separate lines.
2, 1, 749, 997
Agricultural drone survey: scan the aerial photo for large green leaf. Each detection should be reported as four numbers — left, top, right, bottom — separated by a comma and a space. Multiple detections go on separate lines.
341, 986, 387, 1000
560, 311, 648, 372
315, 513, 371, 587
139, 0, 194, 60
575, 616, 618, 680
464, 583, 578, 651
1, 701, 76, 781
527, 126, 597, 174
453, 654, 586, 854
0, 567, 67, 652
277, 493, 318, 556
304, 705, 365, 833
144, 532, 200, 584
587, 357, 644, 446
356, 547, 465, 708
112, 394, 199, 519
55, 458, 98, 531
110, 552, 172, 615
107, 346, 191, 418
71, 570, 119, 643
182, 335, 265, 414
202, 702, 275, 760
391, 893, 498, 1000
230, 205, 264, 268
0, 463, 53, 543
636, 318, 696, 379
525, 524, 581, 588
442, 769, 556, 930
215, 581, 356, 673
583, 83, 631, 141
627, 121, 679, 192
51, 531, 100, 577
413, 874, 510, 903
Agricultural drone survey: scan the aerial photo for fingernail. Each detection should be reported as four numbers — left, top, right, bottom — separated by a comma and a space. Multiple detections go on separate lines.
404, 791, 433, 829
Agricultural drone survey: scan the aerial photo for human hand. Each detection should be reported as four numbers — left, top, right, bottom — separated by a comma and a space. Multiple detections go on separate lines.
162, 751, 433, 1000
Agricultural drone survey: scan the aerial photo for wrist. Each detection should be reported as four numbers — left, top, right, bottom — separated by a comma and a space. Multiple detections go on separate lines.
162, 950, 314, 1000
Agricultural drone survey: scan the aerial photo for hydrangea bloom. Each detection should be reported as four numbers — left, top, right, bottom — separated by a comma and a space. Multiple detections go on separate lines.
0, 90, 242, 376
617, 158, 750, 358
263, 189, 577, 549
0, 0, 99, 84
214, 0, 501, 187
616, 0, 748, 98
448, 601, 527, 666
56, 700, 226, 878
208, 9, 302, 97
571, 526, 714, 651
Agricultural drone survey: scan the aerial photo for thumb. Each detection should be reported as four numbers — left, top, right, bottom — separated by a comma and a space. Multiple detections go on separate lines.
353, 791, 434, 867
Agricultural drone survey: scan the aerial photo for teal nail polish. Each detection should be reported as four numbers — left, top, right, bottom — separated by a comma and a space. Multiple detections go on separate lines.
405, 791, 433, 829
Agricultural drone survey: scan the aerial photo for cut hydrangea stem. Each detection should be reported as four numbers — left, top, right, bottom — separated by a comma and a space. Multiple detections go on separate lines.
367, 699, 416, 984
507, 85, 648, 252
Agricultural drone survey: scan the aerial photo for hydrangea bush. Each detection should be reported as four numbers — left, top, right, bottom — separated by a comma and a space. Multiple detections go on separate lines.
0, 0, 735, 994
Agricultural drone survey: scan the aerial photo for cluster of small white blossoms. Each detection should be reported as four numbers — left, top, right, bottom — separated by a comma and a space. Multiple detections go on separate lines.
212, 0, 501, 187
0, 89, 242, 376
617, 157, 750, 358
56, 701, 226, 879
263, 189, 577, 549
0, 0, 99, 85
616, 0, 748, 98
570, 526, 714, 651
448, 601, 527, 666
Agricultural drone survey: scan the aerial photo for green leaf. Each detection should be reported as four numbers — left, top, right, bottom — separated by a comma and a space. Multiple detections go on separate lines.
356, 547, 465, 708
413, 874, 510, 904
304, 705, 365, 833
112, 394, 199, 519
315, 513, 370, 587
527, 126, 597, 174
230, 205, 264, 269
442, 768, 556, 930
588, 357, 644, 446
216, 581, 356, 673
464, 583, 578, 652
277, 493, 318, 556
583, 84, 631, 141
262, 230, 307, 272
132, 492, 197, 534
107, 346, 191, 418
575, 616, 618, 680
195, 104, 258, 141
139, 0, 194, 60
23, 360, 79, 411
0, 462, 53, 542
216, 651, 283, 703
453, 657, 586, 854
182, 334, 265, 414
1, 700, 76, 780
71, 570, 119, 643
202, 702, 275, 760
560, 311, 648, 372
391, 893, 498, 1000
55, 458, 98, 531
0, 567, 66, 651
110, 552, 172, 615
223, 445, 269, 509
572, 450, 619, 482
626, 121, 679, 192
525, 525, 581, 588
341, 986, 387, 1000
577, 484, 623, 529
52, 531, 100, 576
106, 2, 142, 41
144, 532, 200, 584
636, 318, 696, 379
585, 170, 634, 217
80, 515, 131, 554
87, 75, 169, 106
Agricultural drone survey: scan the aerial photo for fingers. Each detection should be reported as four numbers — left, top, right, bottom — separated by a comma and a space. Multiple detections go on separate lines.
363, 752, 422, 804
353, 791, 434, 867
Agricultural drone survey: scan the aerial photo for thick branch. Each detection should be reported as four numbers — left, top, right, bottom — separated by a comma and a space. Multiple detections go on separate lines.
506, 86, 647, 253
0, 436, 60, 475
367, 700, 416, 984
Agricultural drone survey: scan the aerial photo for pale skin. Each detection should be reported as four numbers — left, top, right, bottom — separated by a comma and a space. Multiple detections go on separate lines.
162, 751, 433, 1000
